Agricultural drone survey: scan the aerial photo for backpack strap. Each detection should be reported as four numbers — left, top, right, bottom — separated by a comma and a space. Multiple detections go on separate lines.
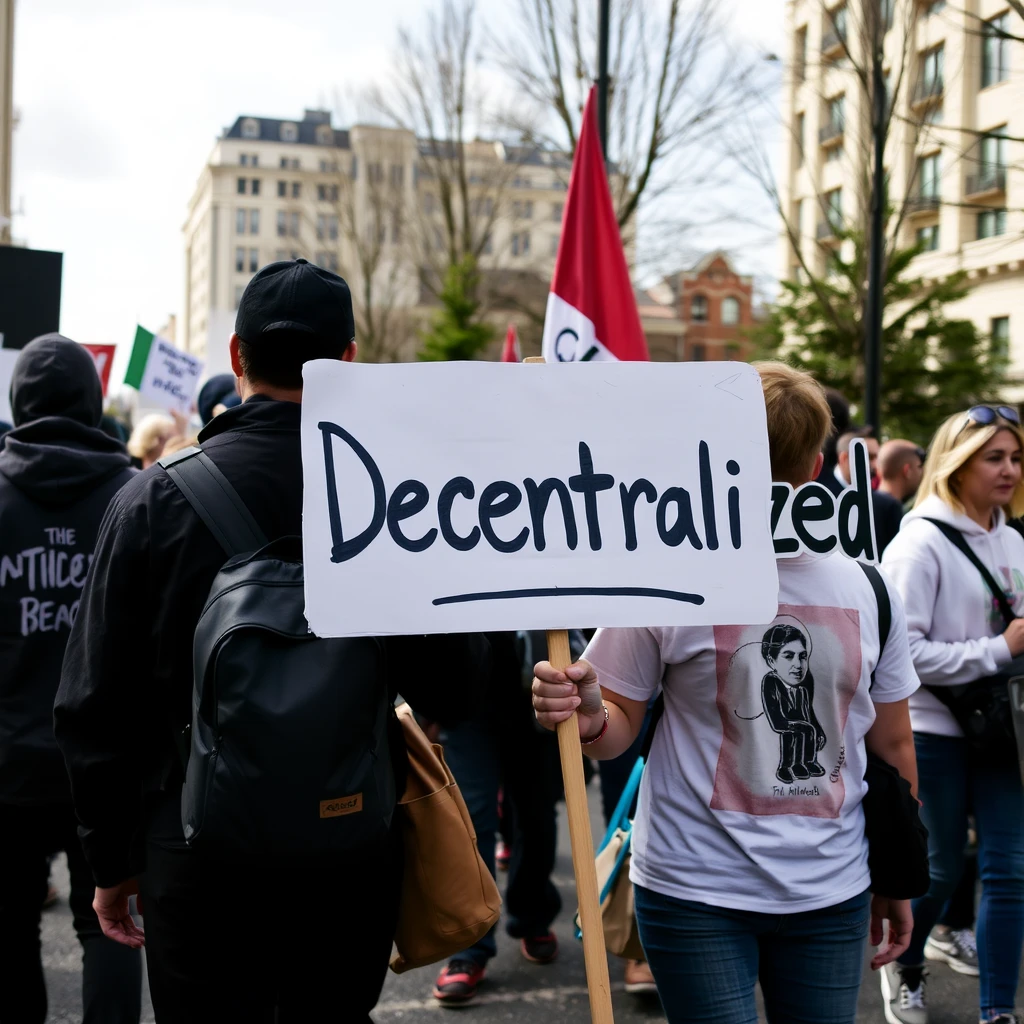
921, 516, 1017, 627
858, 562, 891, 692
159, 446, 268, 557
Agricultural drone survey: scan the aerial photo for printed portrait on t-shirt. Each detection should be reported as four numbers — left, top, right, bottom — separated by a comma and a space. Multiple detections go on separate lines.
710, 604, 861, 819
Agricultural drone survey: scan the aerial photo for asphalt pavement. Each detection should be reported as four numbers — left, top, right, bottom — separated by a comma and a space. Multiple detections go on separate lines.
41, 780, 1006, 1023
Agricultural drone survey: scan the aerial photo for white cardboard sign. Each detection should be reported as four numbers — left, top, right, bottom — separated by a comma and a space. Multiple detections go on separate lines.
0, 348, 17, 424
138, 337, 204, 414
300, 360, 779, 637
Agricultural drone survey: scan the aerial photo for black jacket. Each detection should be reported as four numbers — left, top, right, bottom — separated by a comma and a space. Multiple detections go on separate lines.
0, 336, 135, 805
821, 470, 905, 557
54, 395, 489, 887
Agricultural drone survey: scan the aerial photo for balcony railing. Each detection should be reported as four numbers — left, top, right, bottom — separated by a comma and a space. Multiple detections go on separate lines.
819, 120, 845, 145
821, 28, 847, 55
906, 195, 941, 215
965, 168, 1007, 197
912, 77, 944, 107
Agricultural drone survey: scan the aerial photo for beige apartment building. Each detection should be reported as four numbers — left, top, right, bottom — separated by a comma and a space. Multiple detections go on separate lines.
182, 109, 570, 372
780, 0, 1024, 385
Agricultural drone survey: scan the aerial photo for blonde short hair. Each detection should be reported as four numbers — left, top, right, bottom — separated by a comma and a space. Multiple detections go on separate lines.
754, 362, 832, 486
914, 410, 1024, 517
127, 413, 175, 463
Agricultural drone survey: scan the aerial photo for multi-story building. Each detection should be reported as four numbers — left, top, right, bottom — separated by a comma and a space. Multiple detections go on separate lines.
779, 0, 1024, 383
1, 0, 14, 246
182, 109, 571, 371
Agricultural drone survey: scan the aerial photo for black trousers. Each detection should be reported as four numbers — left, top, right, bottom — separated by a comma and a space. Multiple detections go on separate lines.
139, 831, 402, 1024
0, 802, 142, 1024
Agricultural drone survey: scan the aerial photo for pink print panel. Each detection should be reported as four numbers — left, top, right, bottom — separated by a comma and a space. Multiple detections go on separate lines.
710, 604, 862, 819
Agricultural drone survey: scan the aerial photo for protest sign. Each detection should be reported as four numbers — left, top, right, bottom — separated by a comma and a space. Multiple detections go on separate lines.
81, 343, 116, 396
770, 439, 880, 563
0, 348, 17, 424
301, 360, 779, 638
124, 326, 204, 413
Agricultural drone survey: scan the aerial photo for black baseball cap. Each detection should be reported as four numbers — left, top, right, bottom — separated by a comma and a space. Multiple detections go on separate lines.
235, 259, 355, 352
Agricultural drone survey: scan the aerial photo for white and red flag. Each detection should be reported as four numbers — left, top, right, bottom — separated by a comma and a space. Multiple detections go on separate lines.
541, 86, 649, 364
500, 322, 521, 363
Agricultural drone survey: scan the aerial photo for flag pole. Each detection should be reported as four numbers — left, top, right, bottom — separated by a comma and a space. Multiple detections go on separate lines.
525, 356, 614, 1024
597, 0, 611, 163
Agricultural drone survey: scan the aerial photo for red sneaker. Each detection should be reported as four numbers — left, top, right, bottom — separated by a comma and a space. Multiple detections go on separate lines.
495, 839, 511, 871
433, 959, 486, 1005
521, 931, 558, 964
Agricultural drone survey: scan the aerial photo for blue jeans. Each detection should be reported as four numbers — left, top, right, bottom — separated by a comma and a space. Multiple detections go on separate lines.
441, 717, 562, 966
898, 733, 1024, 1019
634, 885, 870, 1024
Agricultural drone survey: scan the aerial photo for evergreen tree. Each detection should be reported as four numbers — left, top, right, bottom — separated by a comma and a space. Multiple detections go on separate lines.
753, 229, 1008, 444
418, 256, 495, 362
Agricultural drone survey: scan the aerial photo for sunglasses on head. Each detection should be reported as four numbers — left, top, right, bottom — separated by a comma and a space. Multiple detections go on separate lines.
955, 405, 1020, 440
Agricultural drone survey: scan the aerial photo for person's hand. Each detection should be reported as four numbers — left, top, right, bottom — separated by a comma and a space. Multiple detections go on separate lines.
870, 895, 912, 970
169, 408, 189, 439
1003, 619, 1024, 657
532, 659, 604, 737
93, 880, 145, 949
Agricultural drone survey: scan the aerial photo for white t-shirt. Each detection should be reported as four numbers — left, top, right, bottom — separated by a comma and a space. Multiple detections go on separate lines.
585, 552, 919, 914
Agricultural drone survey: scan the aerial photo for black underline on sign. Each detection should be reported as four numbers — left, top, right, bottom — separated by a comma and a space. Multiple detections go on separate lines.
432, 587, 705, 607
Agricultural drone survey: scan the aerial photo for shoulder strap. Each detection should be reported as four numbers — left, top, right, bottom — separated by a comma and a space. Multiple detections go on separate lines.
159, 446, 268, 558
921, 517, 1016, 626
858, 562, 891, 692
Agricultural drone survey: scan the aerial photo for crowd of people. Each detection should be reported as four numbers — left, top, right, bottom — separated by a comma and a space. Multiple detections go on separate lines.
1, 258, 1022, 1024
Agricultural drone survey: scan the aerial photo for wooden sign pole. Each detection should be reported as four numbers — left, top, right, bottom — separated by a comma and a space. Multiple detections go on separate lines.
526, 356, 614, 1023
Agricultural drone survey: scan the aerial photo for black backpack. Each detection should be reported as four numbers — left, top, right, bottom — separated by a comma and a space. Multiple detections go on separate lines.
160, 445, 395, 859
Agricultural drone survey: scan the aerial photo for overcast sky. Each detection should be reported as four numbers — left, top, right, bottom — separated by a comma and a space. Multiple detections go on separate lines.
10, 0, 786, 359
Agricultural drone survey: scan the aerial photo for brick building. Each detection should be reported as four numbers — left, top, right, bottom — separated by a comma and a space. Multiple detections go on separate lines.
659, 251, 756, 361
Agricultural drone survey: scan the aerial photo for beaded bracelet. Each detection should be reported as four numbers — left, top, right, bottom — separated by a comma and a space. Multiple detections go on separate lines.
580, 703, 610, 745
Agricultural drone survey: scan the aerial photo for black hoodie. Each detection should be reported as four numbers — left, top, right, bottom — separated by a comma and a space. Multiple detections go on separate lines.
0, 335, 136, 805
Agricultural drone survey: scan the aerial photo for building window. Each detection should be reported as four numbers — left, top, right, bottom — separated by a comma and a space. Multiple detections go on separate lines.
236, 208, 246, 234
250, 209, 260, 235
277, 211, 287, 237
983, 15, 1010, 88
237, 178, 247, 195
316, 183, 339, 202
280, 157, 289, 169
691, 294, 708, 322
795, 112, 805, 165
275, 249, 288, 262
992, 316, 1010, 358
795, 26, 807, 82
550, 234, 560, 256
925, 0, 945, 13
919, 152, 941, 198
691, 343, 707, 362
916, 224, 940, 250
351, 156, 359, 180
277, 180, 287, 198
240, 154, 249, 167
722, 297, 741, 325
247, 248, 258, 272
251, 179, 261, 196
828, 94, 845, 132
233, 284, 246, 309
235, 247, 245, 273
980, 130, 1008, 176
290, 182, 300, 199
251, 154, 259, 167
389, 164, 404, 187
482, 233, 493, 255
825, 186, 843, 229
513, 200, 534, 219
826, 143, 843, 163
552, 202, 564, 221
880, 0, 894, 30
241, 118, 260, 139
368, 162, 384, 184
280, 122, 299, 142
920, 46, 944, 97
315, 251, 339, 272
316, 124, 333, 145
511, 231, 531, 256
978, 208, 1007, 238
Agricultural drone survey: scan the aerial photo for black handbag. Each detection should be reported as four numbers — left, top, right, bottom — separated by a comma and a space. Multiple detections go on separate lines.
859, 563, 930, 899
921, 518, 1024, 768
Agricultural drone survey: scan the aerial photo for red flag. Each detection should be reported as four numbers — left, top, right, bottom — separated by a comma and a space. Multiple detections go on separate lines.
500, 323, 521, 363
541, 87, 648, 363
81, 343, 116, 395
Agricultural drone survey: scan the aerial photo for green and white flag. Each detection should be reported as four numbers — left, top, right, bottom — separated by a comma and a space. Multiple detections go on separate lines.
125, 326, 204, 413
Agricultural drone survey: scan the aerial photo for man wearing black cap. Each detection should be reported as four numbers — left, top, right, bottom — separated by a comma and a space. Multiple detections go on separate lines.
54, 262, 488, 1023
0, 335, 141, 1023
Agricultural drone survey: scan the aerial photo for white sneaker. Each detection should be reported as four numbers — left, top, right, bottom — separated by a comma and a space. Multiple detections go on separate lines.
880, 962, 928, 1024
925, 925, 979, 976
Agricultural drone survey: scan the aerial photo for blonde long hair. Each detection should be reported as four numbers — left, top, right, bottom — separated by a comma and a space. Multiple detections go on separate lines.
914, 410, 1024, 518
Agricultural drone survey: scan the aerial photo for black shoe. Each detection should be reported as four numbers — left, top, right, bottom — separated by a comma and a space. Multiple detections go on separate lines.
776, 766, 795, 783
521, 932, 558, 964
806, 761, 826, 777
791, 764, 810, 780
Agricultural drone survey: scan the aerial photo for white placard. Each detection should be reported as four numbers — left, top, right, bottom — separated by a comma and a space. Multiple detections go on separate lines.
138, 337, 204, 414
0, 348, 18, 424
301, 360, 779, 637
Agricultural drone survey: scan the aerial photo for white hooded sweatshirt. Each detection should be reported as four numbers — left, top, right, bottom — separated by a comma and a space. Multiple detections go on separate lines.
881, 494, 1024, 735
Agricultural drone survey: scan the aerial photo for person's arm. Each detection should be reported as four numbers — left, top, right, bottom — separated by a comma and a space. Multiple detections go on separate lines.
54, 495, 151, 892
882, 550, 1018, 685
865, 698, 917, 796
